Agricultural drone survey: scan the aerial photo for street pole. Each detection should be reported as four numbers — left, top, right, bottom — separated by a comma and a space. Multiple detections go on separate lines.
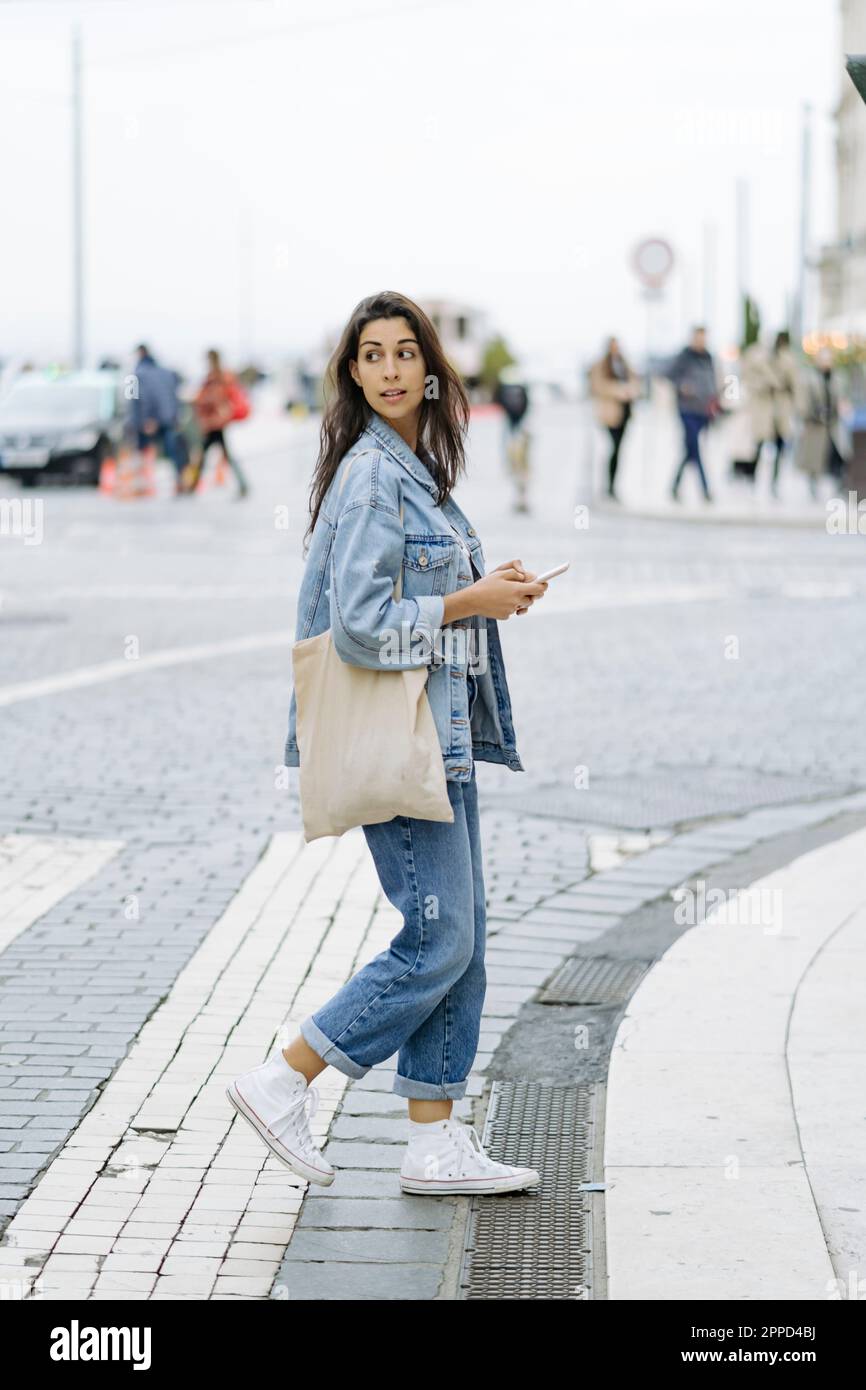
237, 209, 253, 366
678, 255, 693, 340
793, 103, 812, 347
642, 285, 660, 484
702, 219, 717, 337
71, 25, 85, 369
735, 176, 750, 324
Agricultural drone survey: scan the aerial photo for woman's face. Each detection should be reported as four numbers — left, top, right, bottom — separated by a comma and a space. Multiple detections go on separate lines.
349, 316, 427, 424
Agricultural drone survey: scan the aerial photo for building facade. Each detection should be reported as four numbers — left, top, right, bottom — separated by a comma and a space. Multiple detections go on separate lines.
819, 1, 866, 332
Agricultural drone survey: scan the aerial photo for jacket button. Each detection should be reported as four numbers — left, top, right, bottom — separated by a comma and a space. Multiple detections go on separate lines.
419, 553, 428, 567
467, 528, 476, 536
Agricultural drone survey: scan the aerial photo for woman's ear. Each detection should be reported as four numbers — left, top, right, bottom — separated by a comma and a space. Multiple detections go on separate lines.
349, 359, 360, 387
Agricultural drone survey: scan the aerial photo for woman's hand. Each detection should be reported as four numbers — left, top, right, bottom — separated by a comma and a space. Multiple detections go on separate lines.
442, 558, 548, 623
467, 565, 548, 620
491, 558, 545, 615
491, 557, 528, 579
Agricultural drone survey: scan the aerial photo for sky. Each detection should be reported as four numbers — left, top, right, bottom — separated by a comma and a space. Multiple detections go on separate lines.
0, 0, 844, 378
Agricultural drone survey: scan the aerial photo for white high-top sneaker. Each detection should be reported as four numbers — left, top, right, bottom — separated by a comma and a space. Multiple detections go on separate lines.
400, 1117, 540, 1196
226, 1052, 335, 1186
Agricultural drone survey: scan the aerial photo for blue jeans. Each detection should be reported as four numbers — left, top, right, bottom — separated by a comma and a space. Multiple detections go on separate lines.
299, 764, 487, 1100
137, 423, 185, 477
673, 410, 711, 497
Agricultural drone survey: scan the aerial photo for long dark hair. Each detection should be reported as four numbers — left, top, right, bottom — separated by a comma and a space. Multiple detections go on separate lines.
304, 291, 469, 547
602, 337, 628, 377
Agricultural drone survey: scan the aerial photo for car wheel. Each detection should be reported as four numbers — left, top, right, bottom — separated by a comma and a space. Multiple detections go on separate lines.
19, 472, 38, 489
86, 444, 106, 487
70, 453, 100, 487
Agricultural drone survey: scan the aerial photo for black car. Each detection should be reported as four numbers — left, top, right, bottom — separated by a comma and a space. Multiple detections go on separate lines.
0, 370, 125, 487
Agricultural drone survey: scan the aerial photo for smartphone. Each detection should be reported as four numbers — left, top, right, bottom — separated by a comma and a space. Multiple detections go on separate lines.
533, 561, 570, 584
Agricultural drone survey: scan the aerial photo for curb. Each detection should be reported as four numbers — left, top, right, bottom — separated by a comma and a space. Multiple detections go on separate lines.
604, 816, 866, 1300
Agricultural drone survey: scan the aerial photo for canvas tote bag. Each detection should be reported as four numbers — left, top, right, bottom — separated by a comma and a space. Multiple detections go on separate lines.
292, 451, 454, 842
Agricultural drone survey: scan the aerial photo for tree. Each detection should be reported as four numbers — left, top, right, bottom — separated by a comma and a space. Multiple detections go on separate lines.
741, 294, 761, 350
479, 336, 516, 397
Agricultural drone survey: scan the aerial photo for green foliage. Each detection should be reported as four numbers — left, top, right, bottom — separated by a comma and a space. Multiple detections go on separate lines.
741, 295, 761, 350
479, 336, 516, 396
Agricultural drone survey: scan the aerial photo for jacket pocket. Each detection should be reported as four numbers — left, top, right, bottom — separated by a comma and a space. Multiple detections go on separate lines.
402, 537, 454, 595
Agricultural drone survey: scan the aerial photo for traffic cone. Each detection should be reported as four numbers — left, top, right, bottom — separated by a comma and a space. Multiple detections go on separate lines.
114, 446, 149, 500
98, 453, 117, 495
113, 446, 136, 499
139, 449, 157, 498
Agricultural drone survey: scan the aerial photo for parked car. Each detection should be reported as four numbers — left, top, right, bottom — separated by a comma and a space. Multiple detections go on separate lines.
0, 369, 125, 486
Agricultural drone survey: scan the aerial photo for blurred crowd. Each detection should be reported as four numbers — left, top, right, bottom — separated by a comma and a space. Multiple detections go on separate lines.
124, 344, 252, 498
587, 327, 860, 504
2, 323, 863, 511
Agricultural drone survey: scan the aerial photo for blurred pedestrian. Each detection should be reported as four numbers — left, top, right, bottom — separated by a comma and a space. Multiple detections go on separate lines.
589, 336, 640, 500
794, 346, 849, 499
769, 330, 798, 496
190, 349, 250, 499
666, 326, 719, 502
493, 367, 531, 513
730, 336, 777, 484
127, 344, 186, 493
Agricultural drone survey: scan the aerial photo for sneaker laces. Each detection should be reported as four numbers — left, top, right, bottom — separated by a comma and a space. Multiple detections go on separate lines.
270, 1082, 321, 1159
449, 1119, 513, 1175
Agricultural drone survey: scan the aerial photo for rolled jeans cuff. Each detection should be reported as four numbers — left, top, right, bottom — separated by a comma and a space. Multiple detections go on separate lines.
300, 1016, 370, 1079
392, 1072, 469, 1100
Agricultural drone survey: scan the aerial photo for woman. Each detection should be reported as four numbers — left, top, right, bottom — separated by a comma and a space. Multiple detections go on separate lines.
769, 330, 798, 495
190, 348, 250, 498
493, 368, 531, 512
794, 346, 849, 499
589, 336, 640, 499
731, 337, 777, 482
227, 291, 548, 1196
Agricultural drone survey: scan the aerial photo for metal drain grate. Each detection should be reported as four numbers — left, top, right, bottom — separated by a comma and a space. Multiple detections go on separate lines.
537, 955, 651, 1005
458, 1080, 600, 1299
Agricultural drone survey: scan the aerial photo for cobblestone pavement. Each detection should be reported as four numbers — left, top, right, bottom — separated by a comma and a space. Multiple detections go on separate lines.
1, 397, 864, 1298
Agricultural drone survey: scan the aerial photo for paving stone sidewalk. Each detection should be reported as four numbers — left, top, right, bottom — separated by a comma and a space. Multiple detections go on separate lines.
4, 404, 866, 1299
271, 787, 866, 1300
5, 783, 865, 1299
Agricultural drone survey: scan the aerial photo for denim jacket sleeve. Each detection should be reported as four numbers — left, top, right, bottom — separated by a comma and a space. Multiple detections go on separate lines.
328, 451, 445, 671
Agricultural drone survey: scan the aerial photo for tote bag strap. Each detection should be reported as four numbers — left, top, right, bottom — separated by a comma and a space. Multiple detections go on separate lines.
336, 449, 405, 601
336, 448, 377, 498
394, 499, 404, 601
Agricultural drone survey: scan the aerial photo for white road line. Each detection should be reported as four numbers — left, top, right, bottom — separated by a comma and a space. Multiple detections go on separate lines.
0, 826, 396, 1300
0, 631, 290, 709
3, 585, 297, 600
0, 834, 124, 956
3, 577, 851, 712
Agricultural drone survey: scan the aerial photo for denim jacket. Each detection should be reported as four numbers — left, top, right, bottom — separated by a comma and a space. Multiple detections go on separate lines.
284, 410, 524, 783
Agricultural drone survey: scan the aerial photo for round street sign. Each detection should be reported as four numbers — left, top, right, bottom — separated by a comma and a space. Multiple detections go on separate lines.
632, 237, 675, 289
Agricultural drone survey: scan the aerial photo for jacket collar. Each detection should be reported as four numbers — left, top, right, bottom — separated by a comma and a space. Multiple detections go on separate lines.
362, 410, 439, 498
